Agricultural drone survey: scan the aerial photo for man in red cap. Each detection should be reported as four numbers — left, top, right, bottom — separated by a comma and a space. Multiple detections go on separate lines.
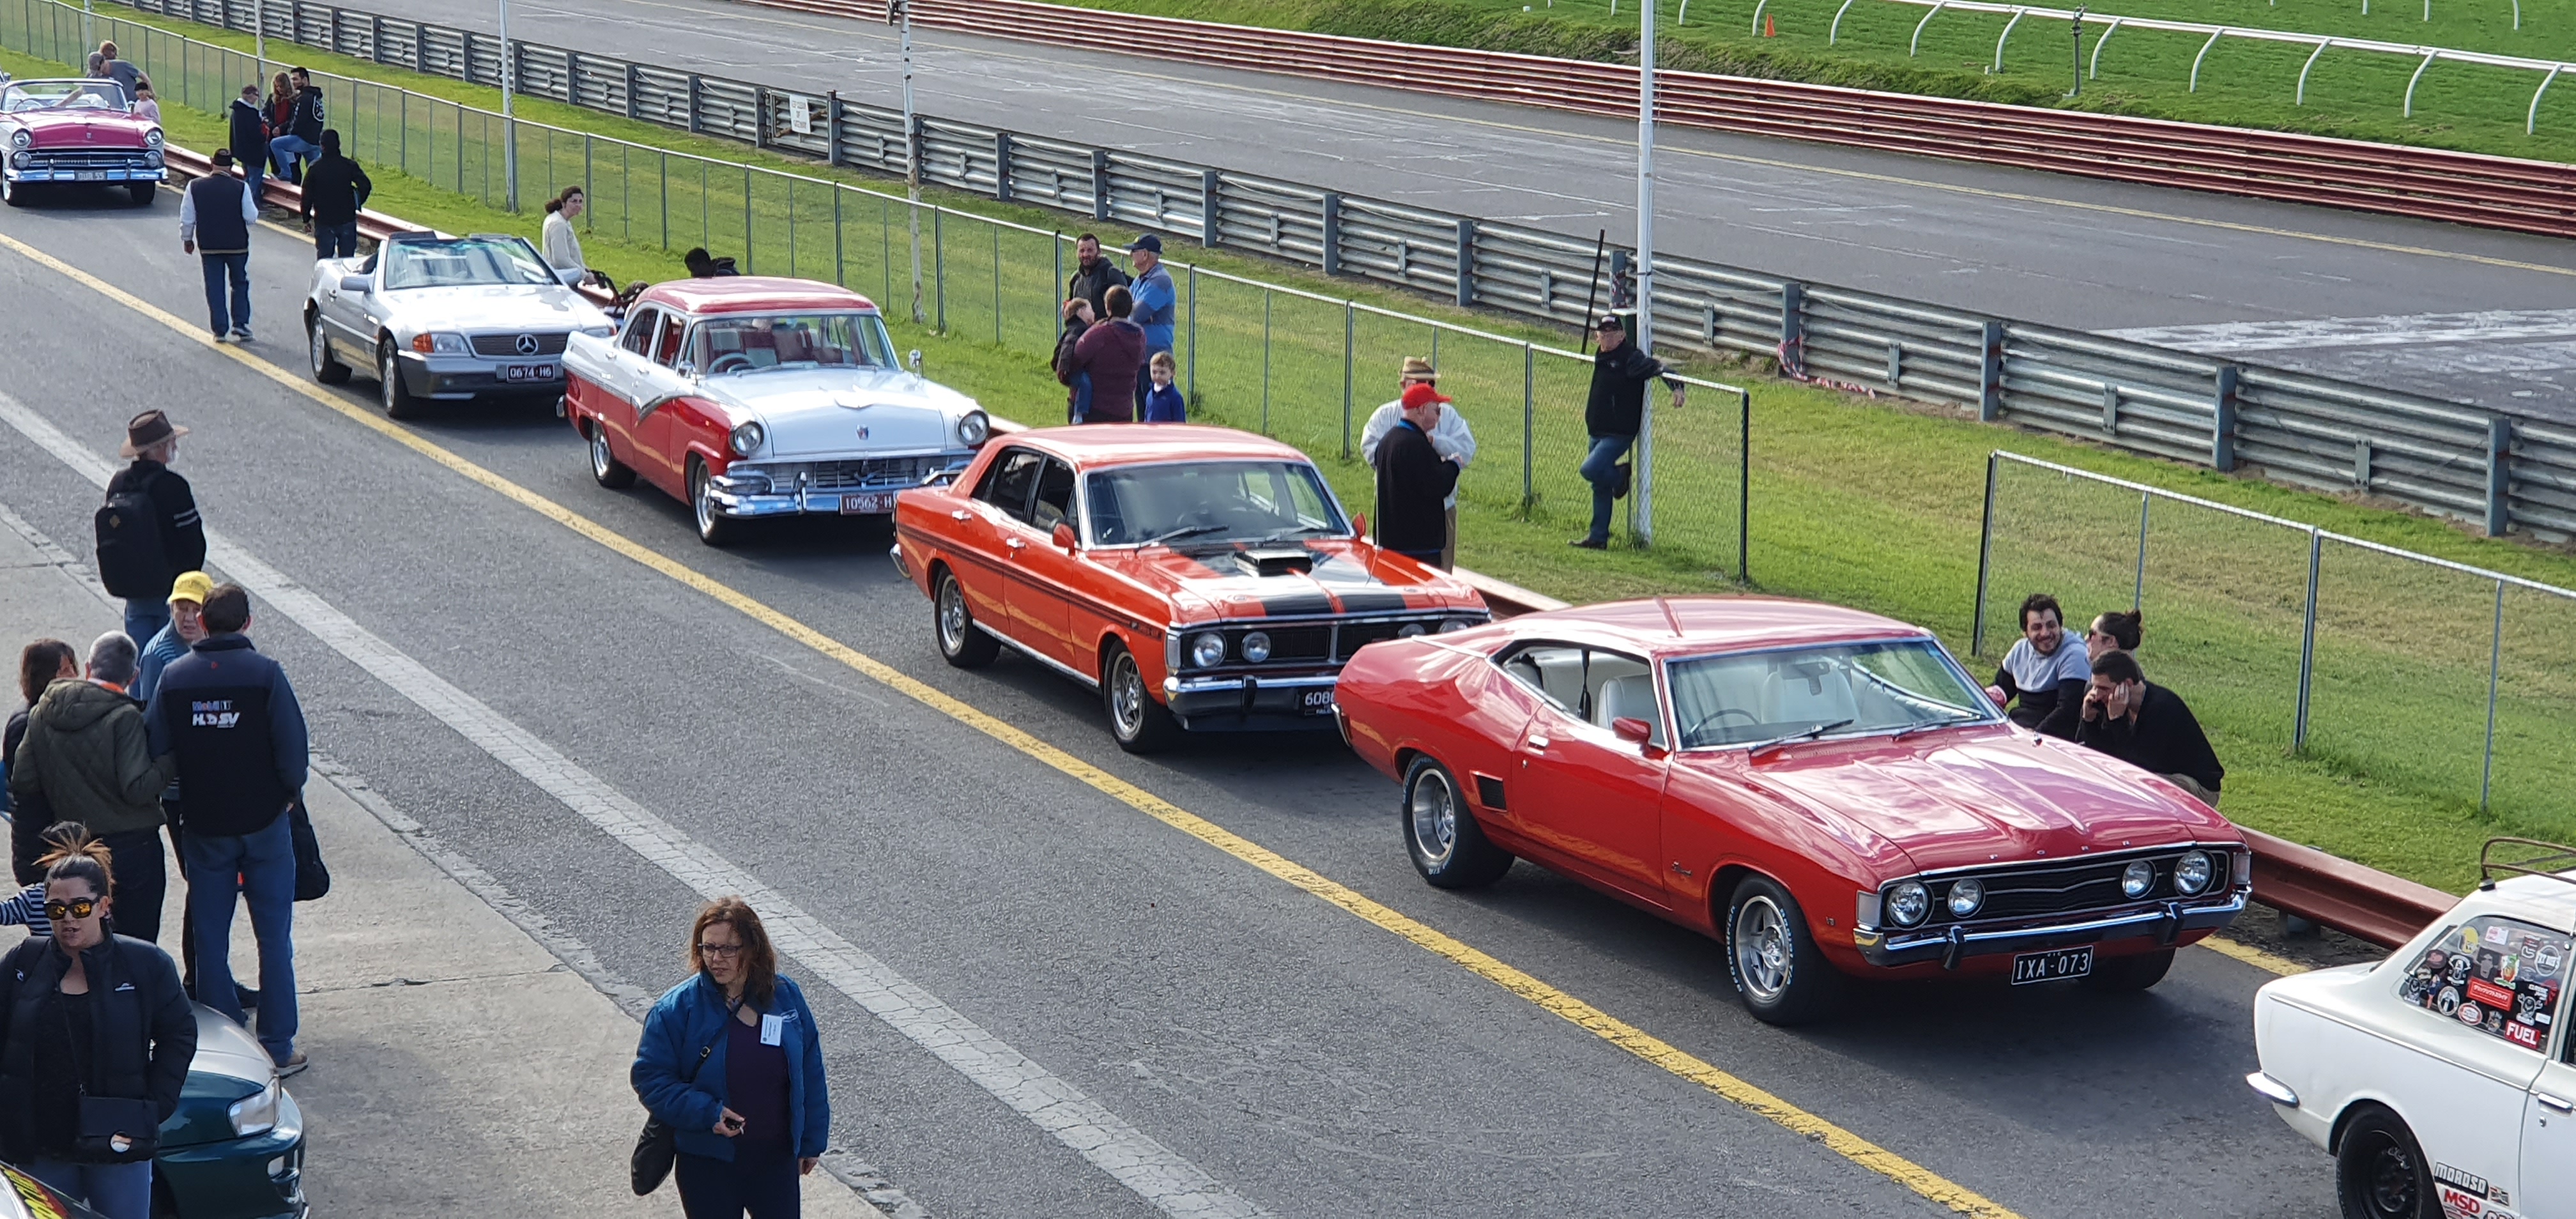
1372, 383, 1463, 569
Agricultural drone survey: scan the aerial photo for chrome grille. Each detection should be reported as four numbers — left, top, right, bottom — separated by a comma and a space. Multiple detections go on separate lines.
801, 456, 937, 491
468, 332, 569, 357
1915, 851, 2230, 927
26, 150, 153, 169
1223, 625, 1330, 663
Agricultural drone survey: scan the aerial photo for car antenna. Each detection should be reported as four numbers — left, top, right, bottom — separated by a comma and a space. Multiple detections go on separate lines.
1656, 595, 1683, 637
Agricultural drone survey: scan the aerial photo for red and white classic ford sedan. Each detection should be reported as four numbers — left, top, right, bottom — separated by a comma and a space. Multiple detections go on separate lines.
1335, 596, 2250, 1024
562, 277, 990, 545
0, 77, 165, 208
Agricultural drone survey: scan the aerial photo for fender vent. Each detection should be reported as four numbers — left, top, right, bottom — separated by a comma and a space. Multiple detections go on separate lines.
1473, 774, 1507, 811
1236, 549, 1314, 578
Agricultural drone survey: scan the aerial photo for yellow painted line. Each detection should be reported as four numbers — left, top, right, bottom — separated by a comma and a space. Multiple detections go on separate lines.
2202, 935, 2310, 977
0, 229, 2021, 1219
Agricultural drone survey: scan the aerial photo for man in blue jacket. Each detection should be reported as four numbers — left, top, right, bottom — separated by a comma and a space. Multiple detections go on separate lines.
1125, 234, 1177, 415
144, 583, 310, 1077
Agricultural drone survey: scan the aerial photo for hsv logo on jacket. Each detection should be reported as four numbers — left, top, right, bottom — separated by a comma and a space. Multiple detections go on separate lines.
189, 699, 243, 729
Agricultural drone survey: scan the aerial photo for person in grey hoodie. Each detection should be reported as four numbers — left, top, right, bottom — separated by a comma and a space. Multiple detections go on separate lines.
4, 633, 173, 945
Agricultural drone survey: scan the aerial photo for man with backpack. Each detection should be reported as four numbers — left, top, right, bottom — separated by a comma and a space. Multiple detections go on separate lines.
96, 411, 206, 651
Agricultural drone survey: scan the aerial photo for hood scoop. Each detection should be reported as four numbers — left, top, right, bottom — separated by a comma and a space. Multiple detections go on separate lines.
1236, 549, 1315, 578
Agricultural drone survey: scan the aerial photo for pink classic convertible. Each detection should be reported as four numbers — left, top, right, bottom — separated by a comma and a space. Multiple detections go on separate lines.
0, 77, 165, 208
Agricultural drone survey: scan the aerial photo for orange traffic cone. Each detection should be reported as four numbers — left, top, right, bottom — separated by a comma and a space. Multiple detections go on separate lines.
1765, 13, 1777, 35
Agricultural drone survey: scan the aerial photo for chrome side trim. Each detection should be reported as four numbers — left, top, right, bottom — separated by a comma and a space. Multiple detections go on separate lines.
981, 624, 1099, 689
2244, 1072, 2300, 1108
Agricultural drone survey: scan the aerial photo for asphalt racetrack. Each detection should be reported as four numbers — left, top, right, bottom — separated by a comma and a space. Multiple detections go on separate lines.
0, 192, 2346, 1216
243, 0, 2576, 418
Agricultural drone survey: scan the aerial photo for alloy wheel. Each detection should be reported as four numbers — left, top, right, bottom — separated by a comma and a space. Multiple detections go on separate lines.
1408, 769, 1457, 866
591, 428, 615, 480
309, 323, 328, 374
937, 579, 970, 654
1109, 653, 1146, 737
1733, 895, 1794, 1004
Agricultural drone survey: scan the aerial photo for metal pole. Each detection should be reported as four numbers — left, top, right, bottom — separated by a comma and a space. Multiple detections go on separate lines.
2294, 529, 2321, 750
1971, 452, 1998, 657
1738, 387, 1751, 583
80, 0, 89, 61
498, 0, 518, 211
2066, 5, 2083, 98
2133, 491, 2150, 610
1186, 265, 1198, 402
992, 224, 1000, 346
834, 185, 845, 285
2482, 579, 2503, 812
897, 0, 923, 325
1261, 289, 1271, 434
933, 208, 945, 332
1522, 343, 1535, 507
1634, 0, 1658, 545
254, 0, 264, 81
1342, 302, 1355, 461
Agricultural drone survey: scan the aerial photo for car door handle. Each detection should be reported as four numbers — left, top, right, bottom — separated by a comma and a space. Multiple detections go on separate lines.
1005, 538, 1027, 551
2538, 1092, 2575, 1113
949, 510, 973, 522
1527, 735, 1549, 751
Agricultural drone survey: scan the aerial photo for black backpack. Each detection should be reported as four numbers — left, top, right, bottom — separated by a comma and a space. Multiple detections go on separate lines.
94, 475, 169, 599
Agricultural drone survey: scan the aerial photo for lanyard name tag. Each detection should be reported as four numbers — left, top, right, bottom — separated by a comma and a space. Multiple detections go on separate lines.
760, 1013, 783, 1046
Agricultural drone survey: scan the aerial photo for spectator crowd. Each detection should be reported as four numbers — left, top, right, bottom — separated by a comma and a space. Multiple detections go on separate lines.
1986, 592, 2225, 807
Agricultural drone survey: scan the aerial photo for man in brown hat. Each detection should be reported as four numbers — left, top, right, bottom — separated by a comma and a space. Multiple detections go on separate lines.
98, 411, 206, 648
1359, 356, 1476, 567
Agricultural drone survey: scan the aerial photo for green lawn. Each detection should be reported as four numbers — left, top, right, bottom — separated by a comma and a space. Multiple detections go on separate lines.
19, 13, 2576, 896
1025, 0, 2576, 164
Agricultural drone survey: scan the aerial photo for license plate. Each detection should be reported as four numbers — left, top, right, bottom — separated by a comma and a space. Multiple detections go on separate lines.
1301, 689, 1335, 715
500, 363, 558, 383
75, 171, 105, 181
2011, 946, 2094, 985
840, 491, 896, 515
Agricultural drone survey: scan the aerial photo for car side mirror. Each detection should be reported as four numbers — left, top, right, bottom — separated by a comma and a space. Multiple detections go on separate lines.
1052, 522, 1078, 551
908, 349, 923, 374
675, 362, 698, 379
338, 275, 370, 294
1352, 512, 1369, 540
1612, 717, 1653, 746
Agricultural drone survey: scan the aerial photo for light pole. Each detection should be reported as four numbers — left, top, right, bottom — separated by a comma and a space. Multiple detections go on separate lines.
1633, 0, 1659, 544
891, 0, 924, 325
2066, 5, 2085, 98
81, 0, 93, 63
499, 0, 520, 211
254, 0, 267, 82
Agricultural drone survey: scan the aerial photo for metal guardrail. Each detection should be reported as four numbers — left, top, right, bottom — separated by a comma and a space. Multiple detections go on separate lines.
2241, 828, 2450, 949
76, 0, 2576, 544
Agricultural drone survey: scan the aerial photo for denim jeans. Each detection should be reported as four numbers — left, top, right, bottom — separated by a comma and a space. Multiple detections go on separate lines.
26, 1159, 152, 1219
1578, 433, 1635, 544
314, 221, 358, 260
266, 134, 316, 182
1069, 370, 1092, 424
675, 1149, 802, 1219
100, 827, 167, 945
184, 814, 297, 1062
199, 253, 250, 336
122, 599, 171, 652
240, 158, 264, 207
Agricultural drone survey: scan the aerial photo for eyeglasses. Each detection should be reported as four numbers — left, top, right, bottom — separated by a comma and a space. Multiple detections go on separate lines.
697, 942, 744, 958
43, 898, 99, 921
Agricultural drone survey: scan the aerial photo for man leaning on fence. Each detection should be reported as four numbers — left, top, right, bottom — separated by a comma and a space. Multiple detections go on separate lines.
1570, 314, 1683, 551
1361, 357, 1476, 569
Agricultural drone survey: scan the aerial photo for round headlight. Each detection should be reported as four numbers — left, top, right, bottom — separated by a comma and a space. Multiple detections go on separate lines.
8, 150, 24, 169
729, 422, 764, 457
1946, 878, 1984, 919
1887, 881, 1929, 928
1438, 618, 1473, 634
2174, 851, 2214, 896
144, 127, 163, 148
1397, 622, 1428, 638
142, 148, 163, 168
2120, 860, 2155, 899
1240, 631, 1271, 663
8, 129, 29, 151
1189, 631, 1225, 668
958, 410, 989, 447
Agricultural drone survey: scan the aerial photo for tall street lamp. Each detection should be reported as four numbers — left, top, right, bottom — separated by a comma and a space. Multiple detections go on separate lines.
500, 0, 520, 211
890, 0, 924, 325
1633, 0, 1659, 544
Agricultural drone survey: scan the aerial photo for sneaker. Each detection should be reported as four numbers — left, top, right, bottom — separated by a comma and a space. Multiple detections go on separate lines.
231, 326, 254, 342
210, 331, 231, 344
1568, 537, 1607, 550
274, 1052, 308, 1079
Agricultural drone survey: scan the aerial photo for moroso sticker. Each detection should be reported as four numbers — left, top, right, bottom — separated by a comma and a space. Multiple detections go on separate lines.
2459, 1000, 2486, 1026
2467, 978, 2517, 1009
2434, 1165, 2490, 1199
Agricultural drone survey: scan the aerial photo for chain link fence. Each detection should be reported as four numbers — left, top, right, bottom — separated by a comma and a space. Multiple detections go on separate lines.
1972, 452, 2576, 822
0, 0, 1750, 578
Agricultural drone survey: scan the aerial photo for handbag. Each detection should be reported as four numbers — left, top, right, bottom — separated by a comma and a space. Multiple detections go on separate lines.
631, 1007, 732, 1196
288, 798, 330, 903
61, 990, 156, 1163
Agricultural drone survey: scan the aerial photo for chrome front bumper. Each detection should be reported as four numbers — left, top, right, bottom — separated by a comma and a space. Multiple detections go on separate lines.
394, 351, 564, 400
1162, 673, 1341, 732
6, 165, 164, 183
1853, 892, 2248, 969
709, 455, 976, 519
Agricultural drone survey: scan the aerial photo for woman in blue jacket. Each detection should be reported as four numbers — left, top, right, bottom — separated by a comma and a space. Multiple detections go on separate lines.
633, 898, 830, 1218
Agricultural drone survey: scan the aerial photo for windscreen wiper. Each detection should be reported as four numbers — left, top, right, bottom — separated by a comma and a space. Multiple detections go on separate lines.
1747, 718, 1855, 757
1140, 524, 1229, 546
1893, 712, 1982, 740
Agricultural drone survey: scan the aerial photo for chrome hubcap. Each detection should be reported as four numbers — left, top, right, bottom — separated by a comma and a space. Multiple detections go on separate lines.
937, 580, 969, 651
1110, 656, 1145, 735
380, 355, 396, 408
309, 324, 326, 372
1734, 896, 1793, 1003
591, 429, 612, 478
694, 471, 716, 534
1409, 772, 1457, 866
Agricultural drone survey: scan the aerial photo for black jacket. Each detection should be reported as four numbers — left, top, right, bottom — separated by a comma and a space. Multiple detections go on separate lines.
1052, 318, 1089, 419
1584, 340, 1673, 439
144, 636, 309, 839
1372, 420, 1459, 556
105, 460, 206, 588
227, 96, 270, 164
3, 710, 45, 885
286, 86, 325, 143
298, 153, 372, 226
1066, 258, 1129, 320
0, 935, 195, 1164
2073, 682, 2225, 795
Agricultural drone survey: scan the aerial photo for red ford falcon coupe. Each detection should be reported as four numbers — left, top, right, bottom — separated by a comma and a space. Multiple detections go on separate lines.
893, 424, 1489, 752
1335, 596, 2250, 1024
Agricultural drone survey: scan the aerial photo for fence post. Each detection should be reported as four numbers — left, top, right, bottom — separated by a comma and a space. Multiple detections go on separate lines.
753, 85, 770, 149
1979, 319, 2004, 422
2487, 415, 2513, 537
2483, 578, 2504, 813
2133, 493, 2151, 611
1088, 149, 1108, 222
686, 73, 703, 134
2294, 528, 2321, 751
1321, 192, 1342, 277
823, 91, 844, 167
933, 208, 946, 333
1198, 168, 1218, 248
1455, 219, 1475, 308
624, 63, 640, 121
2213, 364, 2240, 471
369, 13, 382, 63
1971, 452, 1998, 658
994, 132, 1013, 202
1262, 289, 1273, 434
1522, 343, 1535, 508
1342, 302, 1354, 461
1779, 281, 1805, 378
1186, 265, 1198, 400
416, 27, 429, 75
1738, 388, 1751, 584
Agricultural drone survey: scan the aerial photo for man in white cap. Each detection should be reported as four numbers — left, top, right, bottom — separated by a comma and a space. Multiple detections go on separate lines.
97, 411, 205, 649
1360, 356, 1476, 569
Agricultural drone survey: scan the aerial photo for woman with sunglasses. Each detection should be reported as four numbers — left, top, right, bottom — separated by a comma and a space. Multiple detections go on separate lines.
633, 897, 830, 1218
0, 824, 195, 1219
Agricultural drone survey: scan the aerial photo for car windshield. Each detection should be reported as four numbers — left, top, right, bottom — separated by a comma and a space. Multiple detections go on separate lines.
1666, 639, 1994, 750
2, 81, 128, 112
381, 238, 557, 290
693, 312, 894, 375
1085, 460, 1348, 547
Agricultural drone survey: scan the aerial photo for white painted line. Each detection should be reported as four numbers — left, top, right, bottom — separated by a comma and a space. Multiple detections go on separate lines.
2103, 308, 2576, 353
0, 392, 1268, 1219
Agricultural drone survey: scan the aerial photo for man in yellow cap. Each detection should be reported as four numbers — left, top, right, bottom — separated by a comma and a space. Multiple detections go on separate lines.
133, 571, 213, 705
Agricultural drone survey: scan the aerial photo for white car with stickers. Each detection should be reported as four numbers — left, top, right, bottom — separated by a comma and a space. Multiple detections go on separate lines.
2250, 838, 2576, 1219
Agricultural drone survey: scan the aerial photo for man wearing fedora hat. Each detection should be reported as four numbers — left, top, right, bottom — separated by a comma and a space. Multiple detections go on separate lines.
1360, 356, 1477, 569
99, 412, 206, 650
1571, 312, 1683, 550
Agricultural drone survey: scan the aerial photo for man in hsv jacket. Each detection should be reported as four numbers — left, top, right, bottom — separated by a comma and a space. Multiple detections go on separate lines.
146, 583, 310, 1076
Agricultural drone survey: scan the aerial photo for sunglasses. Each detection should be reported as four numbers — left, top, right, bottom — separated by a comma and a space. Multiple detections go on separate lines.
43, 898, 100, 921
